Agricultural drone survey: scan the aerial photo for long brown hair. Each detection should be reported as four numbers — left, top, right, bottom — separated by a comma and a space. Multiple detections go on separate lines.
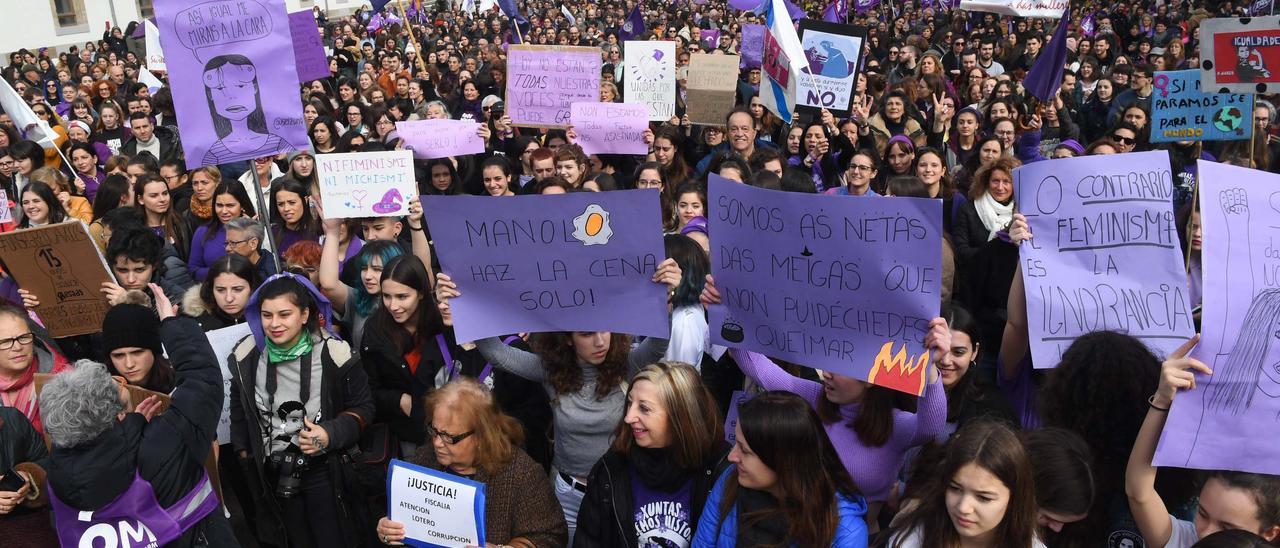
816, 382, 909, 447
530, 332, 630, 399
609, 362, 722, 469
889, 421, 1038, 548
720, 391, 861, 546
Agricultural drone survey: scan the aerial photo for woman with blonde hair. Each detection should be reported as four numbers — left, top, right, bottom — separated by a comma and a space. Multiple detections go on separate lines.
375, 378, 569, 547
28, 167, 92, 224
574, 362, 731, 547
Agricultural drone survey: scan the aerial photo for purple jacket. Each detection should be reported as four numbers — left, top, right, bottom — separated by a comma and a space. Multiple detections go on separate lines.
188, 224, 228, 282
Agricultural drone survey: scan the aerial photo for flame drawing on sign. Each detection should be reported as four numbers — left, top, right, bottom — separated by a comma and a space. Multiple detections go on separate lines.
866, 341, 928, 396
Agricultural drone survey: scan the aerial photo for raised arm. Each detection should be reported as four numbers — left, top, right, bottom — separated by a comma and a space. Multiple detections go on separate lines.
319, 216, 350, 315
148, 290, 223, 457
1001, 214, 1033, 381
476, 336, 550, 383
730, 349, 823, 407
404, 197, 434, 288
1126, 336, 1210, 548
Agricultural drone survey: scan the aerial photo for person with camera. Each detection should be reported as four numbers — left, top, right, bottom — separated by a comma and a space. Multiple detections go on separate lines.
38, 283, 239, 547
228, 272, 374, 548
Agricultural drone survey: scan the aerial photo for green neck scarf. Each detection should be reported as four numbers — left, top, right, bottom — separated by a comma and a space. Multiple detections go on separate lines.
266, 333, 313, 363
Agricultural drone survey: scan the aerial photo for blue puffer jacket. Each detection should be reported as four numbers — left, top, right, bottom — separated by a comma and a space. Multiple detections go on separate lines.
691, 466, 869, 547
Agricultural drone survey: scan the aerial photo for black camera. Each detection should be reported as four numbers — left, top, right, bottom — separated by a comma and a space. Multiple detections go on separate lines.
267, 448, 308, 498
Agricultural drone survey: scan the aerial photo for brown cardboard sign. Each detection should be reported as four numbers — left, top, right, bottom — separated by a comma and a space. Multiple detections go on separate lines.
686, 54, 741, 125
0, 222, 115, 337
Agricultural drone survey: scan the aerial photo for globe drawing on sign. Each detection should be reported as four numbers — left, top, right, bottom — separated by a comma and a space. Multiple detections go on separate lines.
1213, 106, 1244, 133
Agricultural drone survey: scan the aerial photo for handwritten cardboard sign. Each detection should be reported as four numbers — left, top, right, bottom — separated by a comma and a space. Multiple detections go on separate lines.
1150, 70, 1253, 143
1015, 151, 1195, 368
316, 150, 416, 219
396, 119, 485, 160
0, 222, 115, 337
506, 45, 601, 128
1155, 161, 1280, 474
422, 191, 669, 343
624, 41, 676, 121
686, 54, 740, 125
706, 176, 942, 395
288, 10, 331, 82
570, 102, 650, 156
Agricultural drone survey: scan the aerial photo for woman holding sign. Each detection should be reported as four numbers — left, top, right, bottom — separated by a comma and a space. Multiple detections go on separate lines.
375, 378, 568, 547
434, 257, 683, 541
227, 273, 374, 548
574, 362, 731, 548
692, 391, 868, 547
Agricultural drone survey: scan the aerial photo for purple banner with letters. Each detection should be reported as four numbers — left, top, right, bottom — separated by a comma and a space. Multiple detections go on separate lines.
1015, 151, 1195, 368
706, 176, 942, 395
155, 0, 309, 167
1155, 162, 1280, 475
289, 10, 331, 82
423, 191, 669, 342
506, 45, 601, 128
396, 120, 484, 159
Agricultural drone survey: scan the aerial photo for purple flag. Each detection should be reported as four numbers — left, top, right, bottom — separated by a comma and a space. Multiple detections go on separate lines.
1023, 6, 1070, 102
705, 176, 942, 395
701, 28, 722, 50
855, 0, 880, 15
740, 24, 767, 68
755, 0, 808, 20
423, 191, 671, 342
618, 5, 646, 42
1155, 161, 1280, 475
1081, 11, 1097, 37
1249, 0, 1273, 15
822, 0, 848, 22
920, 0, 936, 10
155, 0, 310, 168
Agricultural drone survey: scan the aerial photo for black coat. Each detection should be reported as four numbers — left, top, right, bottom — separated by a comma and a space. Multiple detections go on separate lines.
228, 334, 374, 548
45, 317, 238, 547
573, 444, 732, 548
359, 325, 447, 444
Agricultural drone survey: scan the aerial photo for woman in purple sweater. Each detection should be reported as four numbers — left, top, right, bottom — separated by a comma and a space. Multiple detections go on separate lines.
702, 275, 950, 532
188, 182, 257, 281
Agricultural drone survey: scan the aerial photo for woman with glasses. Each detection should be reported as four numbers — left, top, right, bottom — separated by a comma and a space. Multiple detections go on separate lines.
375, 378, 568, 546
634, 161, 673, 228
228, 273, 373, 548
0, 304, 70, 434
188, 181, 254, 282
829, 150, 880, 197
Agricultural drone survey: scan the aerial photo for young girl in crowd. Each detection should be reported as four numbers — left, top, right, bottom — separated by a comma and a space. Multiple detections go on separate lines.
694, 391, 868, 546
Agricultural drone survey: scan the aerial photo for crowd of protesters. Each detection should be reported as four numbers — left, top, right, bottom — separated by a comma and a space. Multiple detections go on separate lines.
1, 0, 1279, 546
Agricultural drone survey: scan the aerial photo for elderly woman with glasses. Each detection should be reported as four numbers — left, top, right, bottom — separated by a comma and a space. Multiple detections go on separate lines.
376, 378, 568, 547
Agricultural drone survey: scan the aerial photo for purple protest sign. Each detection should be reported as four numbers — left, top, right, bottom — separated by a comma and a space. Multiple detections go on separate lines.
423, 191, 670, 342
1015, 153, 1195, 369
395, 119, 484, 159
570, 102, 649, 156
701, 29, 722, 50
1154, 162, 1280, 475
723, 390, 750, 444
706, 176, 942, 395
289, 10, 330, 82
506, 45, 601, 128
155, 0, 309, 168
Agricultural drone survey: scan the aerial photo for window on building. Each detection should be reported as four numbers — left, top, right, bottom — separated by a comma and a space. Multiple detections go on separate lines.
298, 0, 315, 6
49, 0, 87, 32
137, 0, 154, 19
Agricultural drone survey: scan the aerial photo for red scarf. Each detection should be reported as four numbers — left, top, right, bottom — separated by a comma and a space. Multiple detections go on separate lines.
0, 357, 40, 432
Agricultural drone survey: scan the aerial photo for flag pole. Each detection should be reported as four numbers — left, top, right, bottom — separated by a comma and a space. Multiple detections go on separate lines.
512, 17, 525, 44
396, 0, 431, 76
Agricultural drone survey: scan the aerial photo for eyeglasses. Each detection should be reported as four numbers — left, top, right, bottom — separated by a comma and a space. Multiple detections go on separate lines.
224, 237, 254, 248
1113, 135, 1136, 144
0, 333, 34, 350
850, 164, 875, 172
427, 424, 474, 445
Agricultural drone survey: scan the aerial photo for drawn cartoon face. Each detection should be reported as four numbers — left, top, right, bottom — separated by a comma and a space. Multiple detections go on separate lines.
1258, 314, 1280, 398
283, 408, 305, 434
1238, 46, 1250, 61
205, 63, 259, 121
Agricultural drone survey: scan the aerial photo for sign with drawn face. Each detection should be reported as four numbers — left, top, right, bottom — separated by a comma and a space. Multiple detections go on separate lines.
422, 191, 669, 343
1155, 162, 1280, 475
796, 20, 866, 116
155, 0, 310, 167
1199, 16, 1280, 94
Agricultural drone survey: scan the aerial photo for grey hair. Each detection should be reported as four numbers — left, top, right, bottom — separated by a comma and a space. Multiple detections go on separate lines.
225, 217, 265, 246
1258, 100, 1276, 124
424, 100, 451, 119
39, 360, 124, 448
